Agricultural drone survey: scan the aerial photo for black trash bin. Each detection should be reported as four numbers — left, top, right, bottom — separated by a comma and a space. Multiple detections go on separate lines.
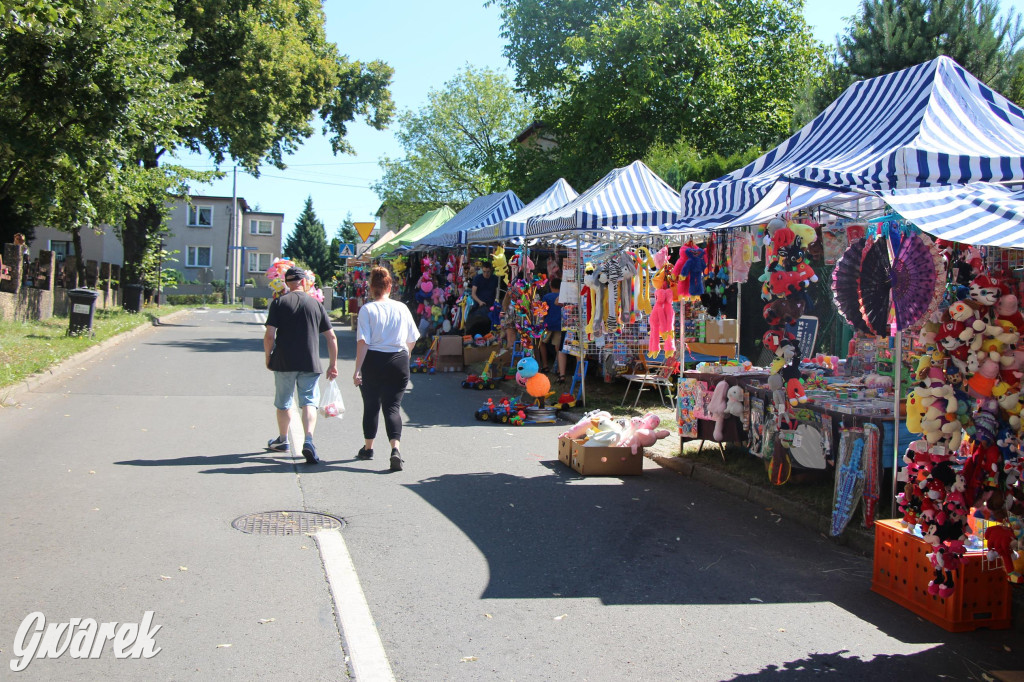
67, 288, 100, 336
122, 283, 144, 313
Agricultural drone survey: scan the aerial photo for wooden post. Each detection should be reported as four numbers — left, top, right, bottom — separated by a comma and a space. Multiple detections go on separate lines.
1, 243, 25, 294
36, 250, 55, 291
100, 262, 112, 307
85, 259, 99, 287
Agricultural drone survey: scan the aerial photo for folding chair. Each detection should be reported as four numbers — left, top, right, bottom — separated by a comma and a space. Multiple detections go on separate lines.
620, 355, 677, 408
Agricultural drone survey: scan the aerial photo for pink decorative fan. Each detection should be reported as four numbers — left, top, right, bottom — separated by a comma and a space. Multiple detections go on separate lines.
890, 232, 938, 331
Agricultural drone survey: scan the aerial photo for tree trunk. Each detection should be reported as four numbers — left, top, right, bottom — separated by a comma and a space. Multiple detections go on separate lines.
120, 147, 161, 285
71, 225, 86, 284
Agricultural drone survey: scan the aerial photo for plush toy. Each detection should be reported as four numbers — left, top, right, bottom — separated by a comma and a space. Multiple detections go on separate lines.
985, 524, 1018, 576
517, 356, 539, 379
777, 340, 807, 406
648, 285, 676, 358
672, 246, 707, 298
620, 412, 671, 454
997, 294, 1024, 333
709, 382, 730, 442
585, 417, 623, 446
969, 274, 1001, 307
968, 358, 1001, 398
788, 221, 817, 247
491, 246, 509, 283
767, 262, 817, 297
559, 410, 612, 440
725, 385, 745, 419
762, 298, 805, 326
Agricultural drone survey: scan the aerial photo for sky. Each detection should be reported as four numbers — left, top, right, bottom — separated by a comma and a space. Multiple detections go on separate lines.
176, 0, 1024, 242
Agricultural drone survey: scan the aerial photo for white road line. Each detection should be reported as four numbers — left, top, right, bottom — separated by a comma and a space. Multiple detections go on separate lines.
315, 529, 396, 682
254, 312, 267, 324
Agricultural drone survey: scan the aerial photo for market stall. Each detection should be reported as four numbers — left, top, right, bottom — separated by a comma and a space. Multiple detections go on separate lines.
672, 56, 1024, 629
411, 191, 524, 250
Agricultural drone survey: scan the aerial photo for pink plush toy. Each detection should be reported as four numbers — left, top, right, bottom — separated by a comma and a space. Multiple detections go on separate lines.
648, 286, 675, 357
708, 382, 730, 442
621, 412, 671, 454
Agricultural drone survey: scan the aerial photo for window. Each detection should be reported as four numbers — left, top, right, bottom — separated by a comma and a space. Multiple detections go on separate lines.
186, 245, 212, 268
249, 219, 273, 235
248, 252, 272, 273
48, 240, 75, 262
187, 205, 213, 227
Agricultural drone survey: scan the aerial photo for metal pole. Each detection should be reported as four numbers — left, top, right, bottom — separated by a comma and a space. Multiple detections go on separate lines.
577, 235, 585, 406
230, 165, 238, 304
891, 329, 902, 518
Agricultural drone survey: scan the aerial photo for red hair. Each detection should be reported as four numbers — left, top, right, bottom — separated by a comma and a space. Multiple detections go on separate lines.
369, 266, 392, 299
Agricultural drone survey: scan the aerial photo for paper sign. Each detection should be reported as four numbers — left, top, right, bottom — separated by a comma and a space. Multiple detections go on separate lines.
354, 222, 375, 242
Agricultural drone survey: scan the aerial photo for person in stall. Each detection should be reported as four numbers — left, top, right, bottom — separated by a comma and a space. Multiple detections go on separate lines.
539, 278, 568, 381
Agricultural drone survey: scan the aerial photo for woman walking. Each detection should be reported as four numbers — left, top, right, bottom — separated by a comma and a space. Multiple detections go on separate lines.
354, 266, 420, 471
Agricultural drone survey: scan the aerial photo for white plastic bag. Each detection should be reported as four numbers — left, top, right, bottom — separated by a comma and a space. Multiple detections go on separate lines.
319, 379, 345, 418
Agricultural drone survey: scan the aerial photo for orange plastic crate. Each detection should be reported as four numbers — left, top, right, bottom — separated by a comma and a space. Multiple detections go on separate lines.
871, 519, 1012, 632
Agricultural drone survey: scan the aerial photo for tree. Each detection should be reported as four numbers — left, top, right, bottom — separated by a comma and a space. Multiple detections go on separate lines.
642, 138, 764, 190
838, 0, 1023, 102
328, 212, 359, 275
284, 197, 331, 279
373, 65, 534, 207
120, 0, 395, 287
0, 0, 205, 253
493, 0, 821, 191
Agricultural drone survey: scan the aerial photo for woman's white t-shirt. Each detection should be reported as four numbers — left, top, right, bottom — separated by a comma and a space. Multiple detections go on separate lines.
357, 297, 420, 353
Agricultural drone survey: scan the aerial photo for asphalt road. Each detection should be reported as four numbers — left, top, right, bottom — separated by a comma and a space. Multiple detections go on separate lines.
1, 309, 1021, 681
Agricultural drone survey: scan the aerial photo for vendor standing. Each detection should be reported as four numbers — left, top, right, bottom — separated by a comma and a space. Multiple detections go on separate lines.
470, 262, 499, 312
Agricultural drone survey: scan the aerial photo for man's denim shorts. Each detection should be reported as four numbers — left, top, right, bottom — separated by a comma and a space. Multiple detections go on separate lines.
273, 371, 321, 410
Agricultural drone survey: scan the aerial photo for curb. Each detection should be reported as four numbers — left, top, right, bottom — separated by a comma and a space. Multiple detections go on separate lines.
0, 308, 193, 407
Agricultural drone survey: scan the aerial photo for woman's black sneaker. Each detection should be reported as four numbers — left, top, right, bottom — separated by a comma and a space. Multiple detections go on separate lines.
356, 447, 373, 460
389, 448, 403, 472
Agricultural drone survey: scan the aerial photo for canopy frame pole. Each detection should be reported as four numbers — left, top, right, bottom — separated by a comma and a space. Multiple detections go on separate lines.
577, 235, 586, 406
892, 330, 902, 519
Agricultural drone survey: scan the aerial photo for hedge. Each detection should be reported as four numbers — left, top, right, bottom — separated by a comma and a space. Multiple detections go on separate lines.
165, 294, 222, 305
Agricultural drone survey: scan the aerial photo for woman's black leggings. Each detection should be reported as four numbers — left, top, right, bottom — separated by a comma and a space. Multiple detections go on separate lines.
359, 350, 410, 442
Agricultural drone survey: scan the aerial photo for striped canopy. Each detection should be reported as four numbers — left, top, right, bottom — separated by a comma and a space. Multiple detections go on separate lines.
673, 56, 1024, 231
879, 182, 1024, 248
526, 161, 685, 236
468, 179, 579, 243
413, 191, 523, 248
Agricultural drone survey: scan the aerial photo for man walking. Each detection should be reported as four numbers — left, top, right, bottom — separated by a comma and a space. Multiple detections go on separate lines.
263, 267, 338, 464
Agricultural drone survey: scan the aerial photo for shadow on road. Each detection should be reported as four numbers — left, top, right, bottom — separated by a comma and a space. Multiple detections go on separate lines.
404, 465, 1023, 670
114, 451, 400, 476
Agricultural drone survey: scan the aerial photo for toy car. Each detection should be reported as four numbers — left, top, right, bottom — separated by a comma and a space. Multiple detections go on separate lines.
410, 357, 434, 374
462, 374, 496, 390
552, 393, 577, 410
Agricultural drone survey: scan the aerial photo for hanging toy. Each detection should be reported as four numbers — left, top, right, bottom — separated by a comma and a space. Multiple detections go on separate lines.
492, 245, 509, 283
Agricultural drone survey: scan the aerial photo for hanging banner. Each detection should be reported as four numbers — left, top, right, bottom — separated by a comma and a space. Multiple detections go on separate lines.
354, 222, 375, 242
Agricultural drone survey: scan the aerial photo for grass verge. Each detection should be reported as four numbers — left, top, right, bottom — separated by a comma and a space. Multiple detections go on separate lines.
0, 305, 198, 389
677, 440, 836, 516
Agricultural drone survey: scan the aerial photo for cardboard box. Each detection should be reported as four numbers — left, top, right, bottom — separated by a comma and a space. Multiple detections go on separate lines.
568, 439, 644, 476
437, 335, 464, 357
704, 319, 738, 344
557, 436, 574, 467
435, 356, 463, 372
464, 345, 498, 366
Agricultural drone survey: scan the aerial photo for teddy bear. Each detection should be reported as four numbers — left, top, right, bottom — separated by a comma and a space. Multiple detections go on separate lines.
725, 385, 745, 419
621, 412, 671, 454
708, 382, 730, 442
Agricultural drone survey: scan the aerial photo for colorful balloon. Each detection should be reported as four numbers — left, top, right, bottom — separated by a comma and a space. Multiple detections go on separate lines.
517, 357, 539, 378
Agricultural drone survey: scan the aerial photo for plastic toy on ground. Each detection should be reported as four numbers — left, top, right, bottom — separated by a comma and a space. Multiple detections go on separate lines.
475, 396, 528, 425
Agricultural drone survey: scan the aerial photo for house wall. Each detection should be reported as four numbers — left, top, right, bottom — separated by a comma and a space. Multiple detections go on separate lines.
239, 211, 284, 286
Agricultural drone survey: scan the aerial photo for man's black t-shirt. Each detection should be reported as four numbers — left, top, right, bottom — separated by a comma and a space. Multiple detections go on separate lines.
472, 273, 498, 308
265, 290, 332, 372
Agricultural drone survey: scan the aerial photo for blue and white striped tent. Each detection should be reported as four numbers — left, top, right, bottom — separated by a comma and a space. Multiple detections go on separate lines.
412, 191, 524, 248
468, 179, 579, 243
673, 56, 1024, 231
878, 182, 1024, 248
526, 161, 690, 236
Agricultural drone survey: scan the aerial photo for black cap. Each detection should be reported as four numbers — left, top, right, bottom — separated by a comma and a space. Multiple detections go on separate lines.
284, 267, 305, 282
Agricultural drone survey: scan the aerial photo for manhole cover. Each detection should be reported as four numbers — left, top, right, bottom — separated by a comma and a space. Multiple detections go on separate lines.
231, 511, 344, 536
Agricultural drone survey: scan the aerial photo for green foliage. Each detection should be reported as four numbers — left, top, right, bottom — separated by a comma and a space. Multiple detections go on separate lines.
839, 0, 1023, 102
373, 65, 534, 206
115, 0, 395, 284
283, 198, 331, 280
643, 139, 764, 189
0, 0, 205, 238
253, 297, 269, 309
495, 0, 820, 191
165, 294, 221, 305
